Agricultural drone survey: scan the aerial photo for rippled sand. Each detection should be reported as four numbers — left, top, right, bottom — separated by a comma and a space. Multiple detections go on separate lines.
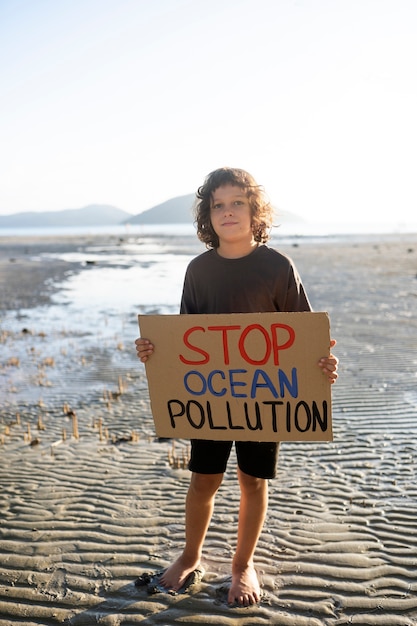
0, 232, 416, 625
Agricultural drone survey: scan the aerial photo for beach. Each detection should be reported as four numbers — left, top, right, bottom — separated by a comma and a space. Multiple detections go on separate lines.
0, 231, 416, 625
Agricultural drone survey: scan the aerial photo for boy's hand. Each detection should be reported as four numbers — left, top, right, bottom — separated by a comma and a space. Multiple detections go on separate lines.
135, 338, 154, 363
318, 339, 339, 384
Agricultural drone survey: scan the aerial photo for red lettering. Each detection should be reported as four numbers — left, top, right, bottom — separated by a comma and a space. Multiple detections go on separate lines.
238, 324, 271, 365
180, 322, 296, 367
207, 325, 241, 365
179, 326, 210, 364
270, 323, 295, 365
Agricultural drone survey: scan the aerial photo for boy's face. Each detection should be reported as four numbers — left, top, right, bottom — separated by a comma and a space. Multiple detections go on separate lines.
210, 184, 253, 247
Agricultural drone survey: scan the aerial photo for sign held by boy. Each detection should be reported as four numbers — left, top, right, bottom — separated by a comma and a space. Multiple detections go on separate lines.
139, 311, 333, 442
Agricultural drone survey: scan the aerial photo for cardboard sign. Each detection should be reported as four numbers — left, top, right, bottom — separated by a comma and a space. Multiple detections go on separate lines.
138, 312, 333, 442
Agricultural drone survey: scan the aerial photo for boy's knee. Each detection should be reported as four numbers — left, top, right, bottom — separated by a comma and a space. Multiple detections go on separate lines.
238, 470, 266, 493
190, 472, 223, 496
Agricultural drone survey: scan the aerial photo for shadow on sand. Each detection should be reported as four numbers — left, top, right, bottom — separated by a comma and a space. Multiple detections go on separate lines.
63, 579, 230, 625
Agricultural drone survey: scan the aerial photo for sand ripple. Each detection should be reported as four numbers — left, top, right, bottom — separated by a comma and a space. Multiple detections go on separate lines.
1, 234, 416, 624
1, 388, 416, 624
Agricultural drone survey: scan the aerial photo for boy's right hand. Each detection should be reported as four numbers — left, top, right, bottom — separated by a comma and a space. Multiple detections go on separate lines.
135, 338, 154, 363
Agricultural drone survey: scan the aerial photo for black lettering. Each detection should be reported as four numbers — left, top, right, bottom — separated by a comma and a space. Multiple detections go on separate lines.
244, 401, 263, 430
286, 401, 291, 432
312, 400, 328, 431
186, 400, 205, 429
294, 401, 312, 432
206, 401, 228, 430
263, 401, 284, 432
167, 400, 185, 428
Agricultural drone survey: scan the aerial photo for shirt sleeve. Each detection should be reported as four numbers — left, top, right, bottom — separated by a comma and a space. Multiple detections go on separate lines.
283, 260, 312, 312
180, 265, 197, 314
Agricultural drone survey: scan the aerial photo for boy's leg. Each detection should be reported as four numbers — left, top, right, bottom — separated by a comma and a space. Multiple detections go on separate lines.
229, 468, 268, 606
160, 471, 223, 591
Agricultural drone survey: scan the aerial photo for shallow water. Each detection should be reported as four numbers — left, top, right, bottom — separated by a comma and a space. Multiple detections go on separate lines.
0, 236, 198, 406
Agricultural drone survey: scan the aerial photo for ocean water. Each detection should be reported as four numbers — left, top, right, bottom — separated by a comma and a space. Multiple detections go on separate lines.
0, 219, 416, 239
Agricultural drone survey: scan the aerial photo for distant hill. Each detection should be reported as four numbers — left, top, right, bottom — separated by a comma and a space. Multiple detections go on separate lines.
126, 194, 303, 225
276, 208, 305, 224
0, 197, 304, 229
0, 204, 132, 228
126, 194, 195, 225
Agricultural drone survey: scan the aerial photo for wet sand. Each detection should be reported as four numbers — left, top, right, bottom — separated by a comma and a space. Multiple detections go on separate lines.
0, 232, 417, 625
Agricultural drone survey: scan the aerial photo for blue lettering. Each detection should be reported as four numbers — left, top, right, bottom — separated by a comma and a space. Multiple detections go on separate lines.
183, 368, 299, 399
184, 370, 206, 395
250, 369, 279, 399
207, 370, 227, 397
278, 367, 298, 398
228, 369, 248, 398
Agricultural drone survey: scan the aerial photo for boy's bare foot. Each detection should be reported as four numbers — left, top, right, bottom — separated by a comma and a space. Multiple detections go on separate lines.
228, 563, 261, 606
159, 556, 201, 593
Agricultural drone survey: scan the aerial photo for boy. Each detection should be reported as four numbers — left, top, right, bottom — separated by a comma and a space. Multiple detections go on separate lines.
135, 167, 338, 606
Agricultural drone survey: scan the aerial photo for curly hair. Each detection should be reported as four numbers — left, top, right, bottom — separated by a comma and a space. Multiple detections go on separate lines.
194, 167, 274, 249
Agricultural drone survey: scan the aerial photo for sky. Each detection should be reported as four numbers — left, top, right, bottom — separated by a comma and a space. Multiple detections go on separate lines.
1, 0, 416, 225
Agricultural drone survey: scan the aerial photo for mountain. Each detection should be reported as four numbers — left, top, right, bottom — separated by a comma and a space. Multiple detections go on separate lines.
126, 194, 303, 225
0, 204, 132, 228
126, 194, 195, 225
0, 197, 304, 228
277, 208, 305, 223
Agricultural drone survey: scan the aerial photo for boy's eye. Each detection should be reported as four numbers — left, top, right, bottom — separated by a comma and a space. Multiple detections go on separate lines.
211, 199, 246, 210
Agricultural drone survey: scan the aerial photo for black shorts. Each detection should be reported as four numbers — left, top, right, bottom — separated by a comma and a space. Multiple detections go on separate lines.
188, 439, 280, 479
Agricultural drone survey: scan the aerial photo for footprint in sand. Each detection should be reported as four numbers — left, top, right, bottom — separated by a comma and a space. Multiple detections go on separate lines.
42, 567, 68, 600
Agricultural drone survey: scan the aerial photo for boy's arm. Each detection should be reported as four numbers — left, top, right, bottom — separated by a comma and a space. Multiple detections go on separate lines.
135, 338, 154, 363
318, 339, 339, 384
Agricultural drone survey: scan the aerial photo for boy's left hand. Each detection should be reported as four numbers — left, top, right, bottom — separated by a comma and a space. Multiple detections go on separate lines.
318, 339, 339, 384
